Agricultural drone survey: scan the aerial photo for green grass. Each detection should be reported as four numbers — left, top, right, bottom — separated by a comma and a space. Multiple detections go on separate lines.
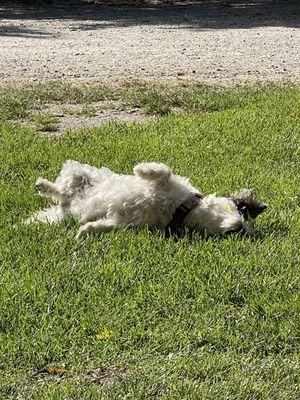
34, 114, 60, 133
0, 80, 292, 119
0, 83, 299, 399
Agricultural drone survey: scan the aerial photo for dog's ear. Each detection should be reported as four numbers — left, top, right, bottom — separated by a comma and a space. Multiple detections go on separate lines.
232, 189, 267, 220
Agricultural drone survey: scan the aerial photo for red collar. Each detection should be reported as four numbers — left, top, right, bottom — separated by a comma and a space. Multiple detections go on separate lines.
168, 193, 203, 231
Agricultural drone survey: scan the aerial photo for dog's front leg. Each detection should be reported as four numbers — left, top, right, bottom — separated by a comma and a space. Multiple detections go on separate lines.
76, 218, 120, 239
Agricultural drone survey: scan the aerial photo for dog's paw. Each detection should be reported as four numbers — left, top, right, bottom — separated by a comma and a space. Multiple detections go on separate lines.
76, 223, 93, 240
23, 216, 35, 225
35, 178, 51, 194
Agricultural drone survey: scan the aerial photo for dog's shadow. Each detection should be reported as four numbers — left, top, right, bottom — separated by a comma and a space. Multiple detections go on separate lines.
40, 216, 290, 244
149, 226, 266, 244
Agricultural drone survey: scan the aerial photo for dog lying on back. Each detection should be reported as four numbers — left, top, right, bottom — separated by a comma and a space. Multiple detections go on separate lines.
25, 161, 267, 239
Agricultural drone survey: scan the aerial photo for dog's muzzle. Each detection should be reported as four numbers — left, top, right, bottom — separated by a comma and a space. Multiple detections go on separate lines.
226, 220, 252, 236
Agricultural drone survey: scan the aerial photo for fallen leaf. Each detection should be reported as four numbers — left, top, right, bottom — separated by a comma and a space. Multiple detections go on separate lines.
41, 367, 69, 375
92, 328, 115, 340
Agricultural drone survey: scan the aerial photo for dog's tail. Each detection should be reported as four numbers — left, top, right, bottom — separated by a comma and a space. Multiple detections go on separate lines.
133, 162, 172, 185
23, 206, 65, 225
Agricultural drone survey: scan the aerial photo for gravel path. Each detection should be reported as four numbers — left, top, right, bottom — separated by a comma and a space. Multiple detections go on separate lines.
0, 1, 299, 84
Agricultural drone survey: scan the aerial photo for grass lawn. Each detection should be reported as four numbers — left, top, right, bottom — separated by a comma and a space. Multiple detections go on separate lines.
0, 82, 299, 399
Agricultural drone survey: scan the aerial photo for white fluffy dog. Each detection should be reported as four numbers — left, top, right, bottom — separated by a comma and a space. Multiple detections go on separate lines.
25, 161, 267, 238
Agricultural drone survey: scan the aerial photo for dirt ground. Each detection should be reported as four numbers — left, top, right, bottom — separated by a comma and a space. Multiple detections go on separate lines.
0, 0, 299, 85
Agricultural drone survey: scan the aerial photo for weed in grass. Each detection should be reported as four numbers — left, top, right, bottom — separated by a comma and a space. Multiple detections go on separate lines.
34, 113, 60, 132
0, 91, 33, 120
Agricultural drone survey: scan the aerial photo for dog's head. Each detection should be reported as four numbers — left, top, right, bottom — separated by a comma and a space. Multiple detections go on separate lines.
231, 189, 267, 220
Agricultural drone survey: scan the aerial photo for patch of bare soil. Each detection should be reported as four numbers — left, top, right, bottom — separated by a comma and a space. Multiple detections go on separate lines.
35, 102, 155, 134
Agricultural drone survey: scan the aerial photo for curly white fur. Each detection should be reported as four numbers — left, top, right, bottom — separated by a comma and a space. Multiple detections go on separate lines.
25, 161, 248, 238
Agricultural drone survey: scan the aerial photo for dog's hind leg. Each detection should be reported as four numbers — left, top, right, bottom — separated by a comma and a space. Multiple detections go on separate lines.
35, 162, 95, 204
76, 218, 121, 239
133, 162, 171, 185
24, 205, 65, 224
53, 160, 112, 201
36, 161, 114, 205
35, 178, 64, 202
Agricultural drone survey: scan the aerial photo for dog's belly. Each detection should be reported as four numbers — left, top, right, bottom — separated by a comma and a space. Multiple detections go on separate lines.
68, 175, 175, 226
